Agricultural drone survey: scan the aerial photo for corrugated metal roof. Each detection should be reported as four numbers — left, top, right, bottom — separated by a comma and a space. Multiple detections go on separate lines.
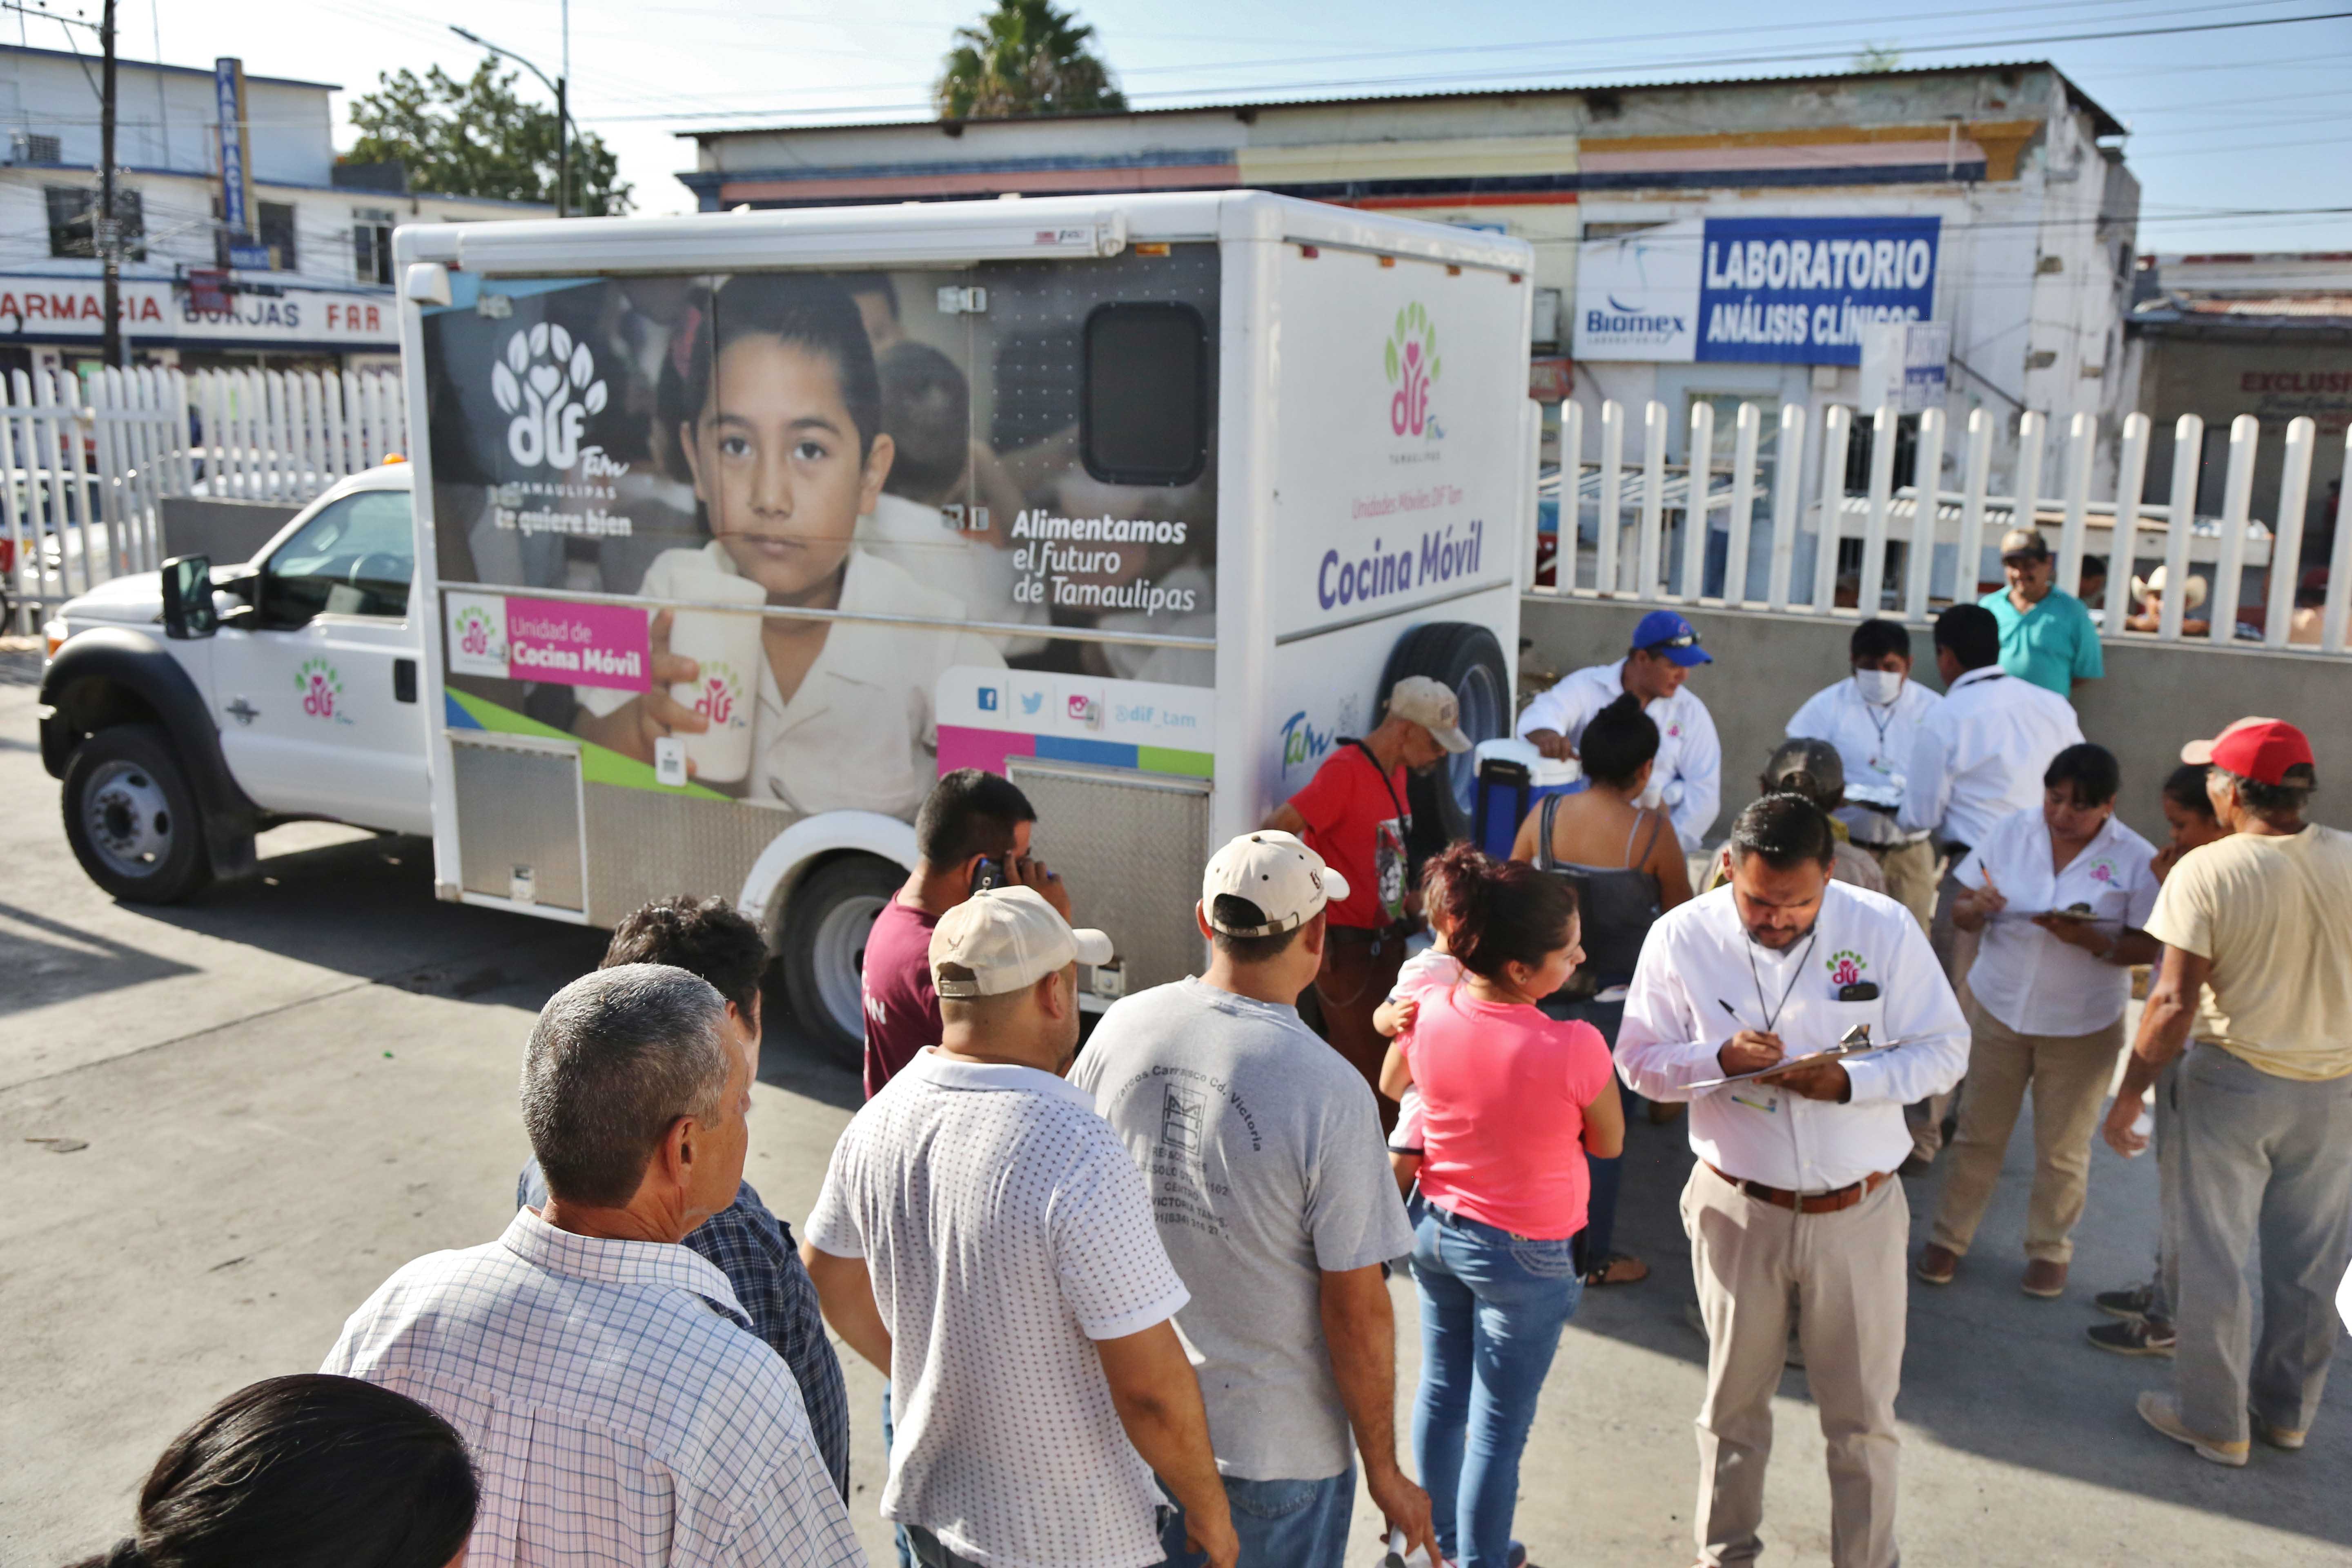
684, 59, 2120, 143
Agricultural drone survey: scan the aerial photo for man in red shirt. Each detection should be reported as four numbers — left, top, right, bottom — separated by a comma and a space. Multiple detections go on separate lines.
1265, 676, 1470, 1116
861, 768, 1073, 1099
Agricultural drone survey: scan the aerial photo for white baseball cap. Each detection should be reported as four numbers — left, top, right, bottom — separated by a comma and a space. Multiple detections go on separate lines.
930, 885, 1114, 998
1201, 831, 1352, 937
1388, 675, 1472, 753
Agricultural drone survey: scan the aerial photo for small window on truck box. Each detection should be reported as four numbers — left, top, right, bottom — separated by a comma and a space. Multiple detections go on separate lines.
1082, 303, 1207, 486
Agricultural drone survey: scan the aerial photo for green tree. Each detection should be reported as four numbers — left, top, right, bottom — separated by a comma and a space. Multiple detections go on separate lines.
934, 0, 1126, 120
343, 56, 631, 215
1849, 44, 1903, 72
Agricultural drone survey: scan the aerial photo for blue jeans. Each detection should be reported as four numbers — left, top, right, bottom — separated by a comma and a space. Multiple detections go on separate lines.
1412, 1204, 1582, 1568
1158, 1468, 1354, 1568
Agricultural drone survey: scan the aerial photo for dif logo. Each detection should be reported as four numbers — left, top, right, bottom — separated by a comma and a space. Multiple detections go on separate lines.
1384, 302, 1442, 440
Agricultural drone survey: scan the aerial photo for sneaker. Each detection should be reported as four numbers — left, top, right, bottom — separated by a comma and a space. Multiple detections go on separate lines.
2136, 1391, 2248, 1466
2094, 1282, 2159, 1321
1897, 1152, 1935, 1179
1915, 1243, 1960, 1285
2249, 1410, 2307, 1451
2088, 1319, 2175, 1357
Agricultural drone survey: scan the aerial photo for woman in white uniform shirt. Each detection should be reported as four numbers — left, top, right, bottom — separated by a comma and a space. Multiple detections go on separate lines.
1784, 618, 1942, 927
575, 274, 1002, 819
1917, 743, 2162, 1298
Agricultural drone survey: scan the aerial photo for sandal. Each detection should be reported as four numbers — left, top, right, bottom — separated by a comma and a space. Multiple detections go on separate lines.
1583, 1251, 1650, 1286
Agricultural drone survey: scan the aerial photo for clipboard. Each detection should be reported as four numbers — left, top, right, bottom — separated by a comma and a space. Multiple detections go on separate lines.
1685, 1025, 1908, 1092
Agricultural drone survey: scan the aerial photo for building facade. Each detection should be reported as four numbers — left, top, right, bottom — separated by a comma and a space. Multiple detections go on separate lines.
683, 62, 2138, 502
0, 44, 549, 379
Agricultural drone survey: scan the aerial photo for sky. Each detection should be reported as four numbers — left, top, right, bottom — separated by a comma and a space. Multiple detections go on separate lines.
115, 0, 2352, 250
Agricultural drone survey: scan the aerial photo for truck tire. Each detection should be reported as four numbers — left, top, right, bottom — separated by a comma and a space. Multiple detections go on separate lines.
61, 724, 214, 904
1377, 621, 1511, 853
779, 853, 902, 1070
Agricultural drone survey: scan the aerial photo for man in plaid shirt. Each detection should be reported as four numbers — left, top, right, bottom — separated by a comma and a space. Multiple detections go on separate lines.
517, 895, 849, 1498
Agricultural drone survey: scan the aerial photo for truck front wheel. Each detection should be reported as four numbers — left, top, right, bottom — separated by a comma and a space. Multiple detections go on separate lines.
62, 724, 214, 904
779, 853, 902, 1070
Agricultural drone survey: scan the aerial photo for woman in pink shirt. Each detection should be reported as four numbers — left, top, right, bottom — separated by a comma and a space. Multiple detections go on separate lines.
1379, 859, 1623, 1568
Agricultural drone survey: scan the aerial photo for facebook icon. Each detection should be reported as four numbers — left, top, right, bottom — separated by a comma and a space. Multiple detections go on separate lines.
977, 686, 999, 711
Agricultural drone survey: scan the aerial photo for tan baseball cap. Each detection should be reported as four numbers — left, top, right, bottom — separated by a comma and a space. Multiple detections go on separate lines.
1201, 831, 1351, 936
1389, 675, 1472, 753
930, 885, 1114, 999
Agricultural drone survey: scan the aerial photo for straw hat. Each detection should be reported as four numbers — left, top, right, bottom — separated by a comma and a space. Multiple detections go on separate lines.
2129, 565, 2207, 610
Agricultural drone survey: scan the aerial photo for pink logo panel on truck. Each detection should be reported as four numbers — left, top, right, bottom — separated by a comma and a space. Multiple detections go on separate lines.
503, 596, 649, 691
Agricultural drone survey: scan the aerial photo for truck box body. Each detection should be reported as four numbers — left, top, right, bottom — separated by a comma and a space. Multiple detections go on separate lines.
393, 192, 1534, 1050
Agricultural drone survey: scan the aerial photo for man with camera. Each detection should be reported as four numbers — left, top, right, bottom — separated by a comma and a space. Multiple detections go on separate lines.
862, 768, 1074, 1100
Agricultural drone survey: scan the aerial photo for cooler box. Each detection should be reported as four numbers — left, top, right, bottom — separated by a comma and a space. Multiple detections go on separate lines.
1472, 737, 1584, 858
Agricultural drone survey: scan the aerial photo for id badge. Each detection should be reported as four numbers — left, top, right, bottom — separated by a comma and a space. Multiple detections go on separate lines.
1728, 1086, 1780, 1114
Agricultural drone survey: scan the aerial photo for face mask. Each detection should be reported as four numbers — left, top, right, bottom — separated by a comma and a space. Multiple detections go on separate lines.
1853, 668, 1904, 705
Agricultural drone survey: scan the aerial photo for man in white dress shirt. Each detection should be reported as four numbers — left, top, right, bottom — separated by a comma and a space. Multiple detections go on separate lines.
1784, 618, 1942, 927
802, 886, 1238, 1568
1518, 608, 1723, 853
1621, 794, 1968, 1568
324, 964, 862, 1568
1896, 603, 2081, 1163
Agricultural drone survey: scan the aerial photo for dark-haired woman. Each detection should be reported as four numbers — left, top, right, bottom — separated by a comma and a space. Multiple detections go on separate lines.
574, 272, 1004, 816
1379, 861, 1623, 1568
69, 1374, 476, 1568
1917, 743, 2163, 1298
1510, 690, 1692, 1285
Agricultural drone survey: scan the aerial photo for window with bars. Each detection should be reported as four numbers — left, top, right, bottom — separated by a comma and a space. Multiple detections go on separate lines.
353, 209, 396, 285
45, 186, 145, 261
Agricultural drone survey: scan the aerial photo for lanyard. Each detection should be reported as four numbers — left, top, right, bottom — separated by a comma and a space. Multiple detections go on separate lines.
1746, 927, 1820, 1034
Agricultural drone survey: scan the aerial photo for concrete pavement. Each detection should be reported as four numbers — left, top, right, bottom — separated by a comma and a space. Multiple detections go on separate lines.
2, 646, 2345, 1568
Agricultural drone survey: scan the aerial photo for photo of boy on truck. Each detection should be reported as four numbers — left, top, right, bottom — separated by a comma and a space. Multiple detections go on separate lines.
569, 273, 1003, 817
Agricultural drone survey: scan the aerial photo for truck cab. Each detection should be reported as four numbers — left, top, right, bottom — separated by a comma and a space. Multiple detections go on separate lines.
39, 463, 431, 902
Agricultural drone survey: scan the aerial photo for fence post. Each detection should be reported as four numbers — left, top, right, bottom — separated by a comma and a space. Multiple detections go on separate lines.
2207, 415, 2258, 644
1860, 404, 1896, 618
1598, 400, 1624, 597
1904, 405, 1945, 619
1638, 401, 1667, 601
2014, 409, 2046, 547
2108, 413, 2152, 643
2263, 416, 2316, 648
1766, 403, 1804, 612
2159, 415, 2202, 641
2325, 427, 2352, 654
1812, 405, 1851, 612
1682, 400, 1713, 601
0, 388, 22, 632
2057, 411, 2096, 600
1556, 399, 1584, 593
1956, 408, 1994, 602
1724, 402, 1760, 608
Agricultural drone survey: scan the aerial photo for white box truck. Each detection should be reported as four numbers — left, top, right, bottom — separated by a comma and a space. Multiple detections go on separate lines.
40, 192, 1536, 1062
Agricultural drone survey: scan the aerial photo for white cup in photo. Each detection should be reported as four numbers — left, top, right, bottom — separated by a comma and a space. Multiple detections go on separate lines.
662, 569, 767, 785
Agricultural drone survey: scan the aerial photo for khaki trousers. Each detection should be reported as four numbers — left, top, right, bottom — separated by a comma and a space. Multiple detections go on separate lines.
1929, 1004, 2127, 1263
1862, 837, 1939, 933
1910, 865, 1979, 1160
1683, 1164, 1909, 1568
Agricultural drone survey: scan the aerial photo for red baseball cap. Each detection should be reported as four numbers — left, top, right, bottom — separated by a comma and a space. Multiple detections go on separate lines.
2180, 717, 2316, 785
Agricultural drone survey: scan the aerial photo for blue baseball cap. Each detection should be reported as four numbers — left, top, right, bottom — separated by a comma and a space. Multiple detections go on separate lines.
1632, 609, 1713, 666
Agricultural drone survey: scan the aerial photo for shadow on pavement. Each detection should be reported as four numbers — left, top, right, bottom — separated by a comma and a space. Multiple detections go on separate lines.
0, 899, 200, 1018
1555, 1105, 2350, 1550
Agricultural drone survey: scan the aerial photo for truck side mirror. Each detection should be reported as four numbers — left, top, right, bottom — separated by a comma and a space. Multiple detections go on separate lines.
161, 555, 217, 640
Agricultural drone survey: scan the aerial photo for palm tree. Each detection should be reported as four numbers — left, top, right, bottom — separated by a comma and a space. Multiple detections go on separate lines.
934, 0, 1127, 120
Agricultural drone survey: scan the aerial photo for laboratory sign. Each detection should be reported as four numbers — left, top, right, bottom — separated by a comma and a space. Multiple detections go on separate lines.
1575, 215, 1940, 367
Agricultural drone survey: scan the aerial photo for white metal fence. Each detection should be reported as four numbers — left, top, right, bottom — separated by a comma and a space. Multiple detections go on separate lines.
0, 367, 406, 633
1533, 401, 2352, 658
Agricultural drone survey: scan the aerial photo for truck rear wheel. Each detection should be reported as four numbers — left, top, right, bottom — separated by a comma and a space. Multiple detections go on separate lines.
62, 724, 214, 904
780, 853, 902, 1070
1378, 622, 1511, 851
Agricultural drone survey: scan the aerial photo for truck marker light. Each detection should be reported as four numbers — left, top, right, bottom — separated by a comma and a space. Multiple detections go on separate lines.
1379, 256, 1396, 269
1299, 245, 1319, 259
1134, 242, 1170, 257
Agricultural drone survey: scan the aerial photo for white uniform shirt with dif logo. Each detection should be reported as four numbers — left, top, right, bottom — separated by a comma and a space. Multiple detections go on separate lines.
1955, 806, 2160, 1038
803, 1046, 1190, 1568
1618, 881, 1970, 1190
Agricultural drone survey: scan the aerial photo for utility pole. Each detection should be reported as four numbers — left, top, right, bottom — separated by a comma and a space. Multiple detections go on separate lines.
451, 23, 574, 218
98, 0, 120, 368
555, 75, 568, 220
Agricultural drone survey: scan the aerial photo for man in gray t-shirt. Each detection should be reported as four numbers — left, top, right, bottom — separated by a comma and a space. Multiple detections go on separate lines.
1071, 831, 1432, 1568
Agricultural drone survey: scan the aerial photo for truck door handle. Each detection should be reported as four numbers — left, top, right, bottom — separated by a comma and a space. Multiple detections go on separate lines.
394, 658, 418, 704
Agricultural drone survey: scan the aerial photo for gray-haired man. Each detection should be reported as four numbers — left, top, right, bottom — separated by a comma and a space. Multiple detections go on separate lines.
325, 964, 860, 1567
